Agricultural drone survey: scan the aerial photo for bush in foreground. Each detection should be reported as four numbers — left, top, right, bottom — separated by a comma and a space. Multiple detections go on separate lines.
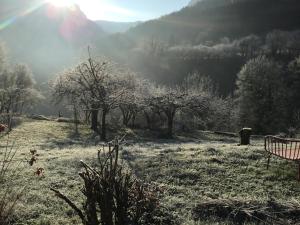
0, 138, 24, 224
51, 137, 172, 225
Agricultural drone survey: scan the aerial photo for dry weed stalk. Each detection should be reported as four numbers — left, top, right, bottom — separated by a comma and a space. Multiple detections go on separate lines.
0, 136, 24, 224
51, 136, 159, 225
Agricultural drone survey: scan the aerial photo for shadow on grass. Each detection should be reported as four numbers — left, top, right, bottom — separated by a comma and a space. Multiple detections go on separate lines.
37, 123, 95, 150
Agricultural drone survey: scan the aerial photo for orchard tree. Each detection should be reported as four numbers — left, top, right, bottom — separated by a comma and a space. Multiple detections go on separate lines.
97, 71, 126, 140
52, 73, 82, 134
118, 74, 144, 127
53, 49, 126, 140
0, 43, 41, 125
148, 86, 187, 138
236, 56, 286, 133
0, 64, 40, 115
11, 64, 39, 113
181, 73, 215, 129
119, 76, 155, 128
140, 82, 160, 130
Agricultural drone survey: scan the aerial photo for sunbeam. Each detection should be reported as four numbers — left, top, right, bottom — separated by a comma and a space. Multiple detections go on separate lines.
0, 2, 44, 31
46, 0, 75, 7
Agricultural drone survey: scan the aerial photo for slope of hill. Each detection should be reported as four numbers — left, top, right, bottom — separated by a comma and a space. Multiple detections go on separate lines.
188, 0, 202, 6
96, 0, 300, 95
2, 0, 300, 95
2, 118, 300, 224
0, 3, 104, 81
128, 0, 300, 44
95, 20, 141, 34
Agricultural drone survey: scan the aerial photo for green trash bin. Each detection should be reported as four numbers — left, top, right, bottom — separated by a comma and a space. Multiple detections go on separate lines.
239, 128, 252, 145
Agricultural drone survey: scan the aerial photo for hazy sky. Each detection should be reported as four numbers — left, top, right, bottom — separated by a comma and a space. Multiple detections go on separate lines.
48, 0, 191, 22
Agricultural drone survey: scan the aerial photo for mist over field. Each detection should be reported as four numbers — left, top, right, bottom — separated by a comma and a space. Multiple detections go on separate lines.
1, 0, 300, 224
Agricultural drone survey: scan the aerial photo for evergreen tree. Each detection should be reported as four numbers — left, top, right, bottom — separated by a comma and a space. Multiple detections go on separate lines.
287, 56, 300, 128
236, 56, 286, 133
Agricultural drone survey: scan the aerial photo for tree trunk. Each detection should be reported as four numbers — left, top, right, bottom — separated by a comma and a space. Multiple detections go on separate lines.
91, 109, 98, 133
73, 104, 79, 135
85, 111, 90, 124
167, 114, 174, 138
101, 109, 107, 141
131, 113, 136, 128
121, 108, 131, 127
144, 112, 151, 129
6, 109, 12, 131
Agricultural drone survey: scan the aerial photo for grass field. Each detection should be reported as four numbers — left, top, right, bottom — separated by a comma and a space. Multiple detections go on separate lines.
1, 119, 300, 224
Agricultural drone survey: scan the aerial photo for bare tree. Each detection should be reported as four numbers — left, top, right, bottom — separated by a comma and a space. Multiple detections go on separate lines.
0, 44, 41, 124
148, 86, 186, 138
52, 49, 126, 140
119, 75, 150, 127
52, 74, 81, 134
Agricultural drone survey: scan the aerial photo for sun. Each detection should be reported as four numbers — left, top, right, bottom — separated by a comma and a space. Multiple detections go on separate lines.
46, 0, 75, 7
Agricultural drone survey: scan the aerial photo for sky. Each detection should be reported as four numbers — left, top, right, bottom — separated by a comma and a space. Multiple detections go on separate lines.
49, 0, 191, 22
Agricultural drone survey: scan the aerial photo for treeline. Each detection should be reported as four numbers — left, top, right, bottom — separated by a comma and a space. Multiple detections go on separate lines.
190, 0, 249, 8
52, 46, 300, 137
0, 43, 42, 124
119, 30, 299, 95
167, 30, 300, 60
52, 50, 235, 140
127, 0, 300, 44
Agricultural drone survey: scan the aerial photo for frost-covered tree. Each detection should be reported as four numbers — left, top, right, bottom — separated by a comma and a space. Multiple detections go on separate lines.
148, 86, 186, 137
0, 44, 41, 117
118, 74, 149, 127
236, 56, 286, 133
287, 56, 300, 128
52, 49, 126, 140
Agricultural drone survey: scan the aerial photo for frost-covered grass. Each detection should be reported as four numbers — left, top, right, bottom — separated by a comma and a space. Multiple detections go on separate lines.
1, 119, 300, 224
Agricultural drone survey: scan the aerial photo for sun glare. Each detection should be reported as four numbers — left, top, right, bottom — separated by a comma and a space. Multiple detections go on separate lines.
47, 0, 75, 7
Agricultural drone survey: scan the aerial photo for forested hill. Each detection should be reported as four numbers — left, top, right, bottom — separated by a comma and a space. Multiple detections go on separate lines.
1, 0, 300, 93
95, 20, 141, 34
0, 3, 104, 81
126, 0, 300, 44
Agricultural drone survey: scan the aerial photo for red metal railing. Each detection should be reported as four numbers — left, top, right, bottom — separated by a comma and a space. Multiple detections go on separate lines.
265, 135, 300, 161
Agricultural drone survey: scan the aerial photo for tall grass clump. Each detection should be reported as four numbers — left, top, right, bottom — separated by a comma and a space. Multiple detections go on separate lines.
51, 136, 163, 225
0, 136, 24, 224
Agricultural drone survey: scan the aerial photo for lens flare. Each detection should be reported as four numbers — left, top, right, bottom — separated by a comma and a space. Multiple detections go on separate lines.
46, 0, 75, 7
0, 2, 44, 31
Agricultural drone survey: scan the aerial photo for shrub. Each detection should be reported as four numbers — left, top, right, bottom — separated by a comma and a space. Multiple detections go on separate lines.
0, 138, 24, 224
236, 56, 286, 134
51, 137, 161, 225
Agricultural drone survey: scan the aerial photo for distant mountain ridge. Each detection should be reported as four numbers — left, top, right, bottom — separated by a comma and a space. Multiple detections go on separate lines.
0, 3, 104, 80
95, 20, 141, 34
189, 0, 249, 7
188, 0, 202, 6
2, 0, 300, 86
98, 0, 300, 95
127, 0, 300, 44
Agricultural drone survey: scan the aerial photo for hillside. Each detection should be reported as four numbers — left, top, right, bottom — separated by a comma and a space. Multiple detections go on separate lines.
95, 20, 141, 34
98, 0, 300, 95
2, 118, 300, 224
0, 2, 104, 81
127, 0, 300, 43
1, 0, 300, 93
